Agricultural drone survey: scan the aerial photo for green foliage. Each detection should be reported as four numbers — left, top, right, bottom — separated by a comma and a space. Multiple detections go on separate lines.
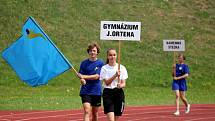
0, 0, 215, 110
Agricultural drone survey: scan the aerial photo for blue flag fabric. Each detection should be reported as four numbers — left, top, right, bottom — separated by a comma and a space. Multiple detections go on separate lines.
2, 17, 72, 87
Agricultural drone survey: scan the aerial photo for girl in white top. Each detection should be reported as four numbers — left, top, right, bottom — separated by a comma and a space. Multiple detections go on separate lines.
100, 48, 128, 121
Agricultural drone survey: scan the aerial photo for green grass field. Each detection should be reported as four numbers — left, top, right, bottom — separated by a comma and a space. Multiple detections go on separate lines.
0, 0, 215, 110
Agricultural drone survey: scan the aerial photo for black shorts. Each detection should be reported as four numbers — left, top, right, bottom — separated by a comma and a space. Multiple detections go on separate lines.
80, 95, 101, 107
102, 88, 125, 116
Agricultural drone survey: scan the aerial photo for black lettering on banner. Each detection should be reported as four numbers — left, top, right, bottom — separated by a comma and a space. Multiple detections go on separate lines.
115, 31, 119, 36
167, 41, 174, 44
112, 31, 117, 36
107, 31, 135, 37
116, 24, 121, 29
125, 24, 128, 29
126, 31, 130, 37
168, 45, 180, 49
133, 25, 138, 30
103, 23, 139, 30
131, 32, 134, 37
174, 41, 181, 45
121, 23, 124, 29
107, 24, 111, 29
111, 24, 117, 29
175, 46, 179, 49
103, 24, 107, 29
106, 31, 110, 36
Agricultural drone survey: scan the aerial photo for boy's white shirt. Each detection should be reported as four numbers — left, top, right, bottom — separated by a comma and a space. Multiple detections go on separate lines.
100, 63, 128, 89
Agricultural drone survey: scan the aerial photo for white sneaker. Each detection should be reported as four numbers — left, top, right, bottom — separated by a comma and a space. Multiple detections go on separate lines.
185, 104, 190, 114
174, 111, 180, 116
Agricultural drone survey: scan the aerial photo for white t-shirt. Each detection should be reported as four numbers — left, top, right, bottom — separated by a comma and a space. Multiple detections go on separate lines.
100, 63, 128, 89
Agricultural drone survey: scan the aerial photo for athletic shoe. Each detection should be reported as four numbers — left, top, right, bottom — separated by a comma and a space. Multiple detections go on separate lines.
185, 104, 190, 114
174, 111, 180, 116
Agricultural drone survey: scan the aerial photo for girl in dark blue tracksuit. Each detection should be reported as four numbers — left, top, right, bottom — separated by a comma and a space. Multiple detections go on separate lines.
172, 54, 190, 116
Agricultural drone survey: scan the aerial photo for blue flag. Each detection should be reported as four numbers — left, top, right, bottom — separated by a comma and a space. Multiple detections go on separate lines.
2, 17, 72, 87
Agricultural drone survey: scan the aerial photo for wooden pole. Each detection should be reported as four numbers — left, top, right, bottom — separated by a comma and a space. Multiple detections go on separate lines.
71, 66, 78, 75
118, 40, 121, 83
173, 51, 176, 77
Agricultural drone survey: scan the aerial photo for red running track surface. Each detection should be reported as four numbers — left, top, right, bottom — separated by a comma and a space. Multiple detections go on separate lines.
0, 104, 215, 121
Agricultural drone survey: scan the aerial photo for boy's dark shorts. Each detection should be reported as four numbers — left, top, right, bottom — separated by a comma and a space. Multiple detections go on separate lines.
80, 95, 101, 107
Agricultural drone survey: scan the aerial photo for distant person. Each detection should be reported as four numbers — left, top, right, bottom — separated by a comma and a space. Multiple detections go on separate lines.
77, 42, 104, 121
100, 48, 128, 121
172, 54, 190, 116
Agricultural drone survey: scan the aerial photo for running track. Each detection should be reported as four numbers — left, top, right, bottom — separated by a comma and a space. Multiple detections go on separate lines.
0, 104, 215, 121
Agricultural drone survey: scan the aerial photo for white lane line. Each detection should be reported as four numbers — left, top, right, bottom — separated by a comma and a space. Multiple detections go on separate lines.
186, 117, 215, 121
6, 109, 215, 121
67, 110, 172, 121
16, 113, 82, 121
0, 119, 11, 121
2, 108, 215, 120
127, 116, 171, 121
1, 104, 215, 120
68, 115, 107, 121
124, 108, 215, 115
124, 105, 215, 112
0, 110, 170, 121
123, 110, 215, 121
0, 107, 171, 118
0, 109, 80, 118
125, 104, 215, 109
1, 104, 215, 118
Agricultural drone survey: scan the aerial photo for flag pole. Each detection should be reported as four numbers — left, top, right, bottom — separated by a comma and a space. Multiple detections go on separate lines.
173, 51, 176, 77
118, 40, 121, 83
71, 66, 78, 75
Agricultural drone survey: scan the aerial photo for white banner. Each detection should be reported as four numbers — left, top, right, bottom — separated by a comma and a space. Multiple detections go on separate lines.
100, 21, 141, 41
163, 40, 185, 51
